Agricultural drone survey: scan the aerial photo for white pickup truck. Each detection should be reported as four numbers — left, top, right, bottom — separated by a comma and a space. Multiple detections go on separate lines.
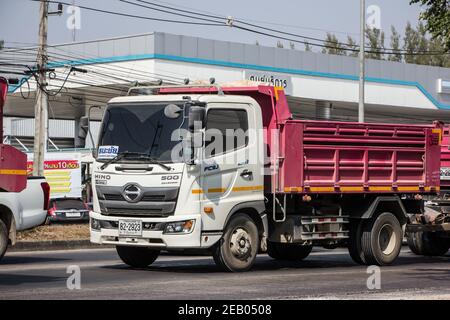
0, 78, 50, 261
0, 176, 50, 261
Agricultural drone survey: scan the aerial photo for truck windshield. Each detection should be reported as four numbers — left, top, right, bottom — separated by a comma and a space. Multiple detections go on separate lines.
97, 103, 186, 163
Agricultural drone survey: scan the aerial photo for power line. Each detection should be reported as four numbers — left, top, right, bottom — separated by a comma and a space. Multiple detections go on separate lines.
123, 0, 449, 55
28, 0, 224, 26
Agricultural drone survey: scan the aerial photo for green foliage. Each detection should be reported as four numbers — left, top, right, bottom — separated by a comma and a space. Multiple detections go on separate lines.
322, 33, 346, 55
410, 0, 450, 52
388, 26, 402, 62
0, 40, 4, 50
365, 27, 385, 60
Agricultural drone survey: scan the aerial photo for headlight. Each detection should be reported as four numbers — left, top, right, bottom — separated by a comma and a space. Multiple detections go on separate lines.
91, 218, 101, 230
163, 220, 195, 234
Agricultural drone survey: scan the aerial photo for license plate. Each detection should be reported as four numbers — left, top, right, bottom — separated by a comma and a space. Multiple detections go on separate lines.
65, 211, 81, 218
118, 220, 142, 237
441, 167, 450, 180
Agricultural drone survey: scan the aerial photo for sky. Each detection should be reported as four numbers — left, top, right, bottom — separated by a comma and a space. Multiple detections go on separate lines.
0, 0, 424, 50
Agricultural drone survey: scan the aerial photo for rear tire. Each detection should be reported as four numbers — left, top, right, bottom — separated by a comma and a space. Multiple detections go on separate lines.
116, 246, 160, 268
0, 219, 8, 262
212, 213, 259, 272
348, 219, 366, 265
407, 231, 450, 256
361, 212, 403, 266
267, 242, 312, 261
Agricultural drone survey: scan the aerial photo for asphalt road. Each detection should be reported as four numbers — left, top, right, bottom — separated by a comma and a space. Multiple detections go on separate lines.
0, 247, 449, 300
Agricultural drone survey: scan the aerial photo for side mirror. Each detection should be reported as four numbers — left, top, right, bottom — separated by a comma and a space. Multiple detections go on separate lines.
164, 104, 182, 119
188, 106, 206, 132
78, 116, 89, 140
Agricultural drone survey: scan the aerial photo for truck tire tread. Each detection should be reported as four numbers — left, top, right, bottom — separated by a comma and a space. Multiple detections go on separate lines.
0, 219, 8, 262
361, 212, 402, 266
116, 246, 160, 268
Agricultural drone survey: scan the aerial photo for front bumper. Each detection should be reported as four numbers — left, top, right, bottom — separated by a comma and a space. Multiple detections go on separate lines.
89, 211, 220, 249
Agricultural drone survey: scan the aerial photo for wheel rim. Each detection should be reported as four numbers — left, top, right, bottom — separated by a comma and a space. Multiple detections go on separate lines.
378, 223, 397, 255
229, 227, 252, 260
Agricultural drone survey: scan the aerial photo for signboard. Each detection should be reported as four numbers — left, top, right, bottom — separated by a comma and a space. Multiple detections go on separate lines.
244, 70, 292, 95
27, 152, 82, 199
438, 79, 450, 94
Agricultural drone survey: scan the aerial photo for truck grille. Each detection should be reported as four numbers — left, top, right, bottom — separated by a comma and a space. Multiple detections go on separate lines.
96, 185, 179, 217
103, 194, 166, 202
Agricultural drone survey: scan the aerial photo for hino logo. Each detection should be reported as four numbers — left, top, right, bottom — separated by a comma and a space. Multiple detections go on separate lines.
122, 184, 142, 203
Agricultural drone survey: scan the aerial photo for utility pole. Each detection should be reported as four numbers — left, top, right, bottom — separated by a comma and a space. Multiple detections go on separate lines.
358, 0, 365, 123
33, 0, 49, 176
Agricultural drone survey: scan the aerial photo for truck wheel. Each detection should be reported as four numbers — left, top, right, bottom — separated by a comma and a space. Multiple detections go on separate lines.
212, 213, 259, 272
0, 219, 8, 262
348, 219, 366, 265
267, 242, 312, 261
361, 212, 402, 266
407, 231, 425, 255
116, 246, 160, 268
407, 231, 450, 256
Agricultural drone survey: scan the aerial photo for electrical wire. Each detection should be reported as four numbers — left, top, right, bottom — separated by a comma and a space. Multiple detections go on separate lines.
28, 0, 225, 26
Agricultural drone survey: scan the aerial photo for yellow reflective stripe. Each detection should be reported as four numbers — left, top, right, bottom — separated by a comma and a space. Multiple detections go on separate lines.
192, 185, 264, 194
309, 187, 335, 192
340, 186, 364, 192
232, 185, 264, 192
0, 169, 27, 175
397, 186, 420, 191
284, 187, 303, 192
369, 186, 392, 191
208, 188, 226, 193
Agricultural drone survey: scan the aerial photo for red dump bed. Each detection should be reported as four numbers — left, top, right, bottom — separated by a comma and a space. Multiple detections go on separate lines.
158, 85, 442, 194
0, 78, 27, 192
280, 120, 441, 194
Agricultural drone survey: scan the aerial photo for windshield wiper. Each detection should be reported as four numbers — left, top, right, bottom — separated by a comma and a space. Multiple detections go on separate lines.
99, 151, 172, 171
133, 154, 172, 171
99, 151, 134, 170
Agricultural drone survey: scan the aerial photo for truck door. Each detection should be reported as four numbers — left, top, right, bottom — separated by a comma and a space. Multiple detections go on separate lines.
200, 103, 263, 231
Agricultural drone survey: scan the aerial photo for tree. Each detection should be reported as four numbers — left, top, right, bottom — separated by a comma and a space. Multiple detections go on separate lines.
403, 21, 420, 63
388, 26, 402, 62
0, 40, 3, 50
289, 42, 295, 50
346, 36, 359, 57
410, 0, 450, 52
365, 27, 385, 60
321, 33, 346, 55
276, 40, 284, 49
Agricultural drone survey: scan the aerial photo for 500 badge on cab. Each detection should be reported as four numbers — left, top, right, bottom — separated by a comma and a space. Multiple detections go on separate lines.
161, 175, 180, 184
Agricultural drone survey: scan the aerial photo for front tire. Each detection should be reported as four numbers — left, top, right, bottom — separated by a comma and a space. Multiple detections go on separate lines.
0, 220, 8, 262
267, 242, 312, 261
361, 212, 403, 266
212, 213, 259, 272
116, 246, 160, 268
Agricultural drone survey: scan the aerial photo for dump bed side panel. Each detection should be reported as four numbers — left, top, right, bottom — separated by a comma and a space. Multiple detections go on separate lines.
280, 120, 441, 194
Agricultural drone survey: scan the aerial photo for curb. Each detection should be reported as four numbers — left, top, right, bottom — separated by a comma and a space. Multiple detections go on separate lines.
9, 240, 113, 252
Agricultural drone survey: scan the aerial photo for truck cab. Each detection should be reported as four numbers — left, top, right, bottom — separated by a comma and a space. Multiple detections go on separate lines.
90, 89, 266, 270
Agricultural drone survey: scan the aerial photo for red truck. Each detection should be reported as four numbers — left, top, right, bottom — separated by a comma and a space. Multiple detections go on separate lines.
89, 84, 443, 271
